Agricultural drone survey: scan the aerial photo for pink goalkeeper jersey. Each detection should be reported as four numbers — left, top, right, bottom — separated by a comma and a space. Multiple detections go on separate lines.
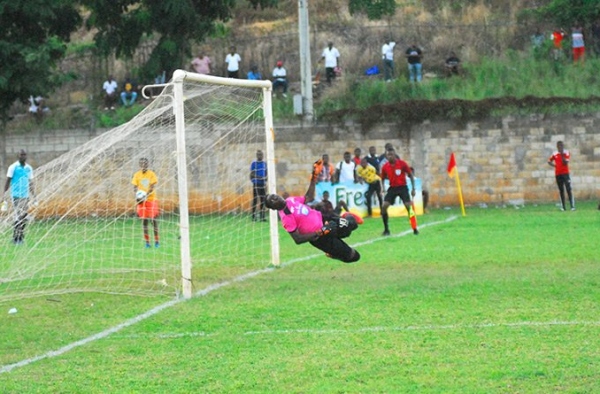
279, 196, 323, 234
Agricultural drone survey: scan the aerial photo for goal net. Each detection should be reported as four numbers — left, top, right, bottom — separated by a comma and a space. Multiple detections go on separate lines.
0, 71, 278, 303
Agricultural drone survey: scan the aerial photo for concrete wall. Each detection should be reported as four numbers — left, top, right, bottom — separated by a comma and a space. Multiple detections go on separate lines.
2, 112, 599, 207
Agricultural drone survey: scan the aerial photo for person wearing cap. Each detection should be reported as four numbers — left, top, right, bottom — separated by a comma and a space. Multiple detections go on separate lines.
272, 60, 288, 98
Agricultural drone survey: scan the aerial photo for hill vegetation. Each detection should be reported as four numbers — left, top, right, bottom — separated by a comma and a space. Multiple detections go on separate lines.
4, 0, 600, 132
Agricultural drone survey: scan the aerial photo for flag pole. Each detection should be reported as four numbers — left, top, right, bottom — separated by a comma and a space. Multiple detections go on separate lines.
447, 152, 466, 217
454, 168, 466, 217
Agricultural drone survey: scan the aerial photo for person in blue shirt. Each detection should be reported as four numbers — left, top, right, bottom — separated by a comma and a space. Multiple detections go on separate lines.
247, 65, 262, 80
3, 149, 36, 244
250, 150, 267, 221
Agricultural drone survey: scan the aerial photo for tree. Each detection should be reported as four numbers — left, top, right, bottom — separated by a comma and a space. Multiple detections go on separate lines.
526, 0, 600, 29
348, 0, 396, 20
0, 0, 81, 124
81, 0, 236, 83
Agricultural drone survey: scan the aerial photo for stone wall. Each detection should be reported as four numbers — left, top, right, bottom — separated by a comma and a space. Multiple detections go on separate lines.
2, 113, 599, 207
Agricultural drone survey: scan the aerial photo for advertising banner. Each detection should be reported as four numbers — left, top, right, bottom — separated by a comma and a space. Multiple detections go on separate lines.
315, 179, 423, 218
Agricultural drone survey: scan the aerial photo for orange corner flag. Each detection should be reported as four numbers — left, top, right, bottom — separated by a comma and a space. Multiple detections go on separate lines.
447, 152, 457, 178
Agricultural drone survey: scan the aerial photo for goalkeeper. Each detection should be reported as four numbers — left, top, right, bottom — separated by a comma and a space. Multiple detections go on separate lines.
264, 160, 362, 263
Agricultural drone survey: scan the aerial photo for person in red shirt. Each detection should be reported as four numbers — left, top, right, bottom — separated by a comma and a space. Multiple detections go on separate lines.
379, 148, 419, 235
352, 147, 362, 166
548, 140, 575, 211
551, 29, 566, 60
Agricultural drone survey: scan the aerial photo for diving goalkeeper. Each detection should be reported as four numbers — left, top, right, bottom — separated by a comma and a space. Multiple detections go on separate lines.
264, 160, 362, 263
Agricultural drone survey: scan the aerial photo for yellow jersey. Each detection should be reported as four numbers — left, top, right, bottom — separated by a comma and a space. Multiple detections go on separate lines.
357, 164, 380, 184
131, 170, 158, 201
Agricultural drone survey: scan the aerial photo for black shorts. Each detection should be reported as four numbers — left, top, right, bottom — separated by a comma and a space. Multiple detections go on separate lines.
310, 236, 357, 262
309, 215, 359, 262
384, 186, 411, 205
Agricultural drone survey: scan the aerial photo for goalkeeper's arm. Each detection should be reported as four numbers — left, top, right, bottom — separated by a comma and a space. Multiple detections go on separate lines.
305, 159, 321, 204
289, 229, 320, 244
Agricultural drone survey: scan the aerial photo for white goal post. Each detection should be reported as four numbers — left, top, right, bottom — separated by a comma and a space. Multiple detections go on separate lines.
169, 70, 279, 298
0, 70, 279, 303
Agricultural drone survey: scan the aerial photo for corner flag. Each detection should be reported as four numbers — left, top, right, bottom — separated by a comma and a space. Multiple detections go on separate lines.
447, 152, 457, 178
447, 152, 466, 216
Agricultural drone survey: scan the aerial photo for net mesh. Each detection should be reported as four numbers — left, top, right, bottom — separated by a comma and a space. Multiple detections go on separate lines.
0, 76, 272, 303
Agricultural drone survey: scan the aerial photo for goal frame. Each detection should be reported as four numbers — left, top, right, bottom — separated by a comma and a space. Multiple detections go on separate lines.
168, 70, 279, 298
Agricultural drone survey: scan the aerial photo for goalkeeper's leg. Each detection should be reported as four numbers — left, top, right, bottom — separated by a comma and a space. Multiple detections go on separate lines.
310, 236, 360, 263
142, 219, 151, 247
152, 219, 160, 247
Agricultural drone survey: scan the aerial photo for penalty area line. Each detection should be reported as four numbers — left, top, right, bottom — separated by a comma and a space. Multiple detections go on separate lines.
0, 215, 457, 374
244, 320, 600, 336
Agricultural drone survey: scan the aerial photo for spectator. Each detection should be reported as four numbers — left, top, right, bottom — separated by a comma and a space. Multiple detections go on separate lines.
120, 76, 139, 107
405, 44, 423, 83
247, 64, 262, 80
381, 38, 396, 82
531, 28, 545, 48
352, 147, 362, 166
272, 61, 288, 98
592, 20, 600, 56
357, 157, 383, 218
28, 96, 49, 121
365, 146, 383, 173
225, 46, 242, 78
444, 52, 461, 77
334, 151, 358, 184
102, 75, 118, 110
551, 28, 566, 60
312, 190, 349, 222
321, 41, 340, 84
191, 51, 212, 75
548, 140, 575, 211
250, 150, 267, 222
572, 24, 585, 64
313, 154, 335, 183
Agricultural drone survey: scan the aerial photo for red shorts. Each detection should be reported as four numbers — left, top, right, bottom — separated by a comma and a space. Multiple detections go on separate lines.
137, 200, 159, 219
573, 47, 585, 61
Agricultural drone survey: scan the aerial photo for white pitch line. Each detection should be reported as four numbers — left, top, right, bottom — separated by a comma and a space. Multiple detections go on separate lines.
0, 215, 457, 374
244, 320, 600, 336
107, 320, 600, 341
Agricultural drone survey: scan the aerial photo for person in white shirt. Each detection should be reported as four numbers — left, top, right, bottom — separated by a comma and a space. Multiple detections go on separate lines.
381, 39, 396, 82
321, 42, 340, 84
102, 75, 118, 110
272, 60, 288, 97
334, 152, 358, 184
225, 46, 242, 78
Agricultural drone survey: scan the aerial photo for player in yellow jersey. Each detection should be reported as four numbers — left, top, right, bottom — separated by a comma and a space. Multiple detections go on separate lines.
357, 157, 383, 217
131, 158, 160, 248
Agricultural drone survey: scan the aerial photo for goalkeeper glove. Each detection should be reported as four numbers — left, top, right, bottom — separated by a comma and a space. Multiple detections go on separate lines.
316, 221, 337, 237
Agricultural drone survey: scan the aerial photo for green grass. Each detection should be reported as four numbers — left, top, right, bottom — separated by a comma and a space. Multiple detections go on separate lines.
0, 214, 273, 302
1, 201, 599, 392
317, 53, 600, 118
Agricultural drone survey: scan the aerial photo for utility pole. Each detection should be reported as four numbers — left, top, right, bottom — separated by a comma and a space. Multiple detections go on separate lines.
298, 0, 314, 120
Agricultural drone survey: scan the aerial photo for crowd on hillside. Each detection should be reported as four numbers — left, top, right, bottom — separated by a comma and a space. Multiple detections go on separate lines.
29, 21, 600, 118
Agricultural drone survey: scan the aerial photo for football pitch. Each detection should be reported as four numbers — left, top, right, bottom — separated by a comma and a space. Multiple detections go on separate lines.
1, 202, 599, 393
